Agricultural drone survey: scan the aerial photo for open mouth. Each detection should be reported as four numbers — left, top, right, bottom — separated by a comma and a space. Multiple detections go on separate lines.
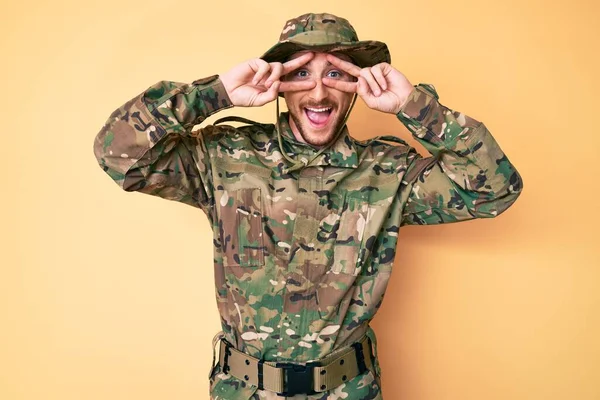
304, 106, 333, 128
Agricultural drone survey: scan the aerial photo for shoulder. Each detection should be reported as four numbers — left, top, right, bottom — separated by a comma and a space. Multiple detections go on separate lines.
352, 135, 416, 160
200, 121, 276, 146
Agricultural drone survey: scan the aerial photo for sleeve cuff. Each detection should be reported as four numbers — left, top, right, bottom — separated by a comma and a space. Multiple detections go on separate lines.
192, 74, 234, 111
396, 83, 439, 123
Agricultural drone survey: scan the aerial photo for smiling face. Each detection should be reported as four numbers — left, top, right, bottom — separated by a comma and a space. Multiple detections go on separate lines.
282, 51, 356, 147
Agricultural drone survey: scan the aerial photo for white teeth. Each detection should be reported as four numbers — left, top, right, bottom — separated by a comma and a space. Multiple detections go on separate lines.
305, 107, 331, 112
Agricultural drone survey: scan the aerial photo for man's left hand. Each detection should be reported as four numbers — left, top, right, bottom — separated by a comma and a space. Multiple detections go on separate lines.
323, 54, 415, 115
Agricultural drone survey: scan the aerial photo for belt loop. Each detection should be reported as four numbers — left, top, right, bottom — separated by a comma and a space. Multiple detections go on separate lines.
210, 332, 225, 379
257, 359, 265, 390
352, 341, 367, 374
222, 341, 232, 374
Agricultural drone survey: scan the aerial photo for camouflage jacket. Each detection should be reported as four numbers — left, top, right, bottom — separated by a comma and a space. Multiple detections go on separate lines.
94, 75, 522, 399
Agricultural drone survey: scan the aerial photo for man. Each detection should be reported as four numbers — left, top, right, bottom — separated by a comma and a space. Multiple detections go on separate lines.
94, 12, 522, 400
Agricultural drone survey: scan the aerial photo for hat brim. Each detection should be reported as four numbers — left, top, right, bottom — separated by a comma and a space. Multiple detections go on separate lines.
261, 40, 391, 68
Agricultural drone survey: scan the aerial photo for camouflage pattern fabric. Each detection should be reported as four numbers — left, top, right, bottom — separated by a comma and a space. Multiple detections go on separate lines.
93, 75, 523, 400
261, 13, 390, 68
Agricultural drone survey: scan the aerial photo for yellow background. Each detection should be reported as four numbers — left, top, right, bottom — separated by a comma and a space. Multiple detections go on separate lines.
2, 0, 599, 399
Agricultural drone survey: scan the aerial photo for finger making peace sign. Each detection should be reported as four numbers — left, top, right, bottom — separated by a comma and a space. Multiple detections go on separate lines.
322, 54, 415, 115
220, 53, 318, 107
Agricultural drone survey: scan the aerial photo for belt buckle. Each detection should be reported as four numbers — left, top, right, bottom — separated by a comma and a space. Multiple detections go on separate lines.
275, 361, 319, 396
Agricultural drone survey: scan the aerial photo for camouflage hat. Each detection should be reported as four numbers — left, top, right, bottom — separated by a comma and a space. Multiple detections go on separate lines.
261, 13, 391, 68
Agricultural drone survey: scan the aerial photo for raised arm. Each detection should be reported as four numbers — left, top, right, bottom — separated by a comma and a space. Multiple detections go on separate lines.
93, 75, 232, 211
397, 84, 523, 225
93, 53, 317, 212
323, 54, 523, 225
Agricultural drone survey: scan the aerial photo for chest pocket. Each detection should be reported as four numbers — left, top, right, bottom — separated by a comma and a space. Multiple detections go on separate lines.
330, 192, 386, 276
215, 188, 265, 267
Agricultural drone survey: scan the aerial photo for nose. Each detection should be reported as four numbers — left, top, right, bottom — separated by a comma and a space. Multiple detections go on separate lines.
308, 78, 328, 103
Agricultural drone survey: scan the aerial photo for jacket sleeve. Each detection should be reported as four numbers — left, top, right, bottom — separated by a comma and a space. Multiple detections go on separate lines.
397, 83, 523, 226
93, 75, 233, 213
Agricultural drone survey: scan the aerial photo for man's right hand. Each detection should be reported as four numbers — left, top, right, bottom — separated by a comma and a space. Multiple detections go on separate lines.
220, 52, 316, 107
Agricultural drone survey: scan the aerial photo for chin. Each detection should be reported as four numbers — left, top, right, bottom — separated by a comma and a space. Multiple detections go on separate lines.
296, 121, 337, 147
291, 108, 343, 147
303, 131, 336, 147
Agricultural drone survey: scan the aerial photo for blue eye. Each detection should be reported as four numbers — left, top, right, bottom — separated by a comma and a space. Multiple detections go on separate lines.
294, 70, 309, 78
327, 70, 342, 79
